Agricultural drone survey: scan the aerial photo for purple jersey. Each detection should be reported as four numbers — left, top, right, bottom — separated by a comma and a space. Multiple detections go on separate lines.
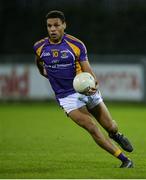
33, 34, 88, 99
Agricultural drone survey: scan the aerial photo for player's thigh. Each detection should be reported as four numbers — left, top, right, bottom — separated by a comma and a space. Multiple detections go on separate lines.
68, 105, 96, 129
89, 102, 116, 129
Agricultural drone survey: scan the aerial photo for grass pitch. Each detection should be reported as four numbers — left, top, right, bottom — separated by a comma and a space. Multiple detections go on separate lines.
0, 101, 146, 178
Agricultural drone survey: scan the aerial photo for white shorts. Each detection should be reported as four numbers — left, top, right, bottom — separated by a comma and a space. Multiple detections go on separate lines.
58, 90, 103, 114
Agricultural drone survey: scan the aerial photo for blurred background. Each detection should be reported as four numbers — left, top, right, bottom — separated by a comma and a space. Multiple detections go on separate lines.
0, 0, 146, 102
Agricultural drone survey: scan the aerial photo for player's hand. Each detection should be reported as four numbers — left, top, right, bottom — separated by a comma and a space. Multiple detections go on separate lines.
43, 68, 47, 76
85, 87, 97, 96
85, 81, 98, 96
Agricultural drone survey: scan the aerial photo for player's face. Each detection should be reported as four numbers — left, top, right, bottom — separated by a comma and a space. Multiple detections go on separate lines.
47, 18, 66, 43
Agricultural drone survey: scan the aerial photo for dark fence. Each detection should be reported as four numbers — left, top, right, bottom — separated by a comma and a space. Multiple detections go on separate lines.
0, 0, 146, 55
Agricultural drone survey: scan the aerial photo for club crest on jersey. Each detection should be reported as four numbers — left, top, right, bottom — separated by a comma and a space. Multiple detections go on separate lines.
40, 51, 51, 58
61, 50, 69, 59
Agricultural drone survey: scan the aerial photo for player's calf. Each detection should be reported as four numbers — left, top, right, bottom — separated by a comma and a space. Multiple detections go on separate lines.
109, 132, 133, 152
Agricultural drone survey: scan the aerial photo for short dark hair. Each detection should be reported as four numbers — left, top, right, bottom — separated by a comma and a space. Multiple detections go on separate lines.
45, 10, 65, 22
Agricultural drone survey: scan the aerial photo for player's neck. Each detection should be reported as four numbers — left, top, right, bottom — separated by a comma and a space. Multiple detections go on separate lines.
49, 35, 64, 44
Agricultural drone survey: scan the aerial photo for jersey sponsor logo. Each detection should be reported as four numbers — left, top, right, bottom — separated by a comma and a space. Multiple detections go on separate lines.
52, 59, 60, 64
45, 63, 72, 69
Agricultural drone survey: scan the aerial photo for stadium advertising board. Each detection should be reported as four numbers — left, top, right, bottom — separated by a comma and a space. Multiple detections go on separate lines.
92, 64, 144, 101
0, 65, 54, 100
0, 64, 144, 101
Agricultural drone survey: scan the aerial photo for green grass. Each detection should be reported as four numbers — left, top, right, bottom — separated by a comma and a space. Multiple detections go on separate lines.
0, 102, 146, 178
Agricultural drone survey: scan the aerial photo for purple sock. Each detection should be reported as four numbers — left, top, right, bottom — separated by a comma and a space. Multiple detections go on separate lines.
117, 153, 129, 162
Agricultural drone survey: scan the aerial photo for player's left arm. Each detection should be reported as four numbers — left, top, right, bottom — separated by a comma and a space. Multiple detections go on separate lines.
78, 41, 98, 94
80, 60, 98, 85
80, 60, 98, 95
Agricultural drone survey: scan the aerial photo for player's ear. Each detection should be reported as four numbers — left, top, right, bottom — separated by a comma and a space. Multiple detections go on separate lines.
63, 22, 66, 30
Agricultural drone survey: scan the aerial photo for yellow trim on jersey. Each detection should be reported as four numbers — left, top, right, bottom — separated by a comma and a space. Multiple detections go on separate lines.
36, 43, 45, 56
66, 34, 84, 44
34, 37, 48, 46
75, 60, 82, 75
65, 40, 80, 57
64, 39, 82, 75
66, 34, 87, 55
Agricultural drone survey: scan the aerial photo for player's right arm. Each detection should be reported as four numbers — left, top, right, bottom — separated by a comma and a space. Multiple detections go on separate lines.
35, 55, 48, 78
